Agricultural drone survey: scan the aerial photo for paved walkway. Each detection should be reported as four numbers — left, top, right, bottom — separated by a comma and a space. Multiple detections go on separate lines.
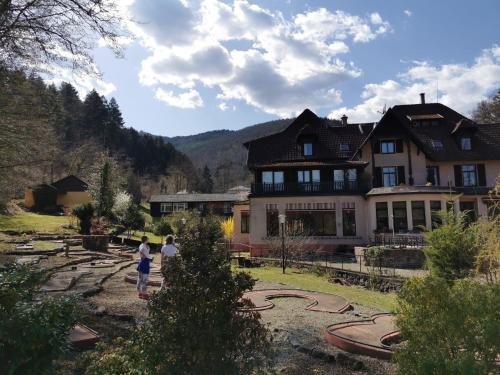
242, 289, 351, 313
325, 314, 399, 359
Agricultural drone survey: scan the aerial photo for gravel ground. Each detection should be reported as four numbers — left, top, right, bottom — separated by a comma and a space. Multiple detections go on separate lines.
254, 281, 397, 374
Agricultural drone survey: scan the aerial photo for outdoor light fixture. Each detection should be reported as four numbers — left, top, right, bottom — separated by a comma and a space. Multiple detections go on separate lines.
278, 214, 286, 274
181, 218, 187, 225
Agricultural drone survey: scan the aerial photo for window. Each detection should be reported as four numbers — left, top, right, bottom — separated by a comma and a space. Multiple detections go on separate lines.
459, 201, 477, 225
392, 201, 408, 233
430, 200, 442, 228
431, 139, 443, 150
342, 203, 356, 236
382, 167, 397, 187
223, 202, 232, 214
160, 202, 172, 213
411, 201, 426, 231
172, 202, 187, 212
303, 143, 313, 156
286, 210, 336, 236
266, 210, 279, 237
461, 165, 477, 186
262, 171, 284, 191
339, 143, 349, 152
298, 170, 320, 192
381, 140, 395, 154
461, 137, 472, 151
426, 166, 440, 185
376, 202, 389, 232
241, 212, 249, 233
333, 169, 344, 190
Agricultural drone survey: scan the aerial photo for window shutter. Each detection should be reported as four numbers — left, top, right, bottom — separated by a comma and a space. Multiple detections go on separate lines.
374, 167, 382, 187
397, 166, 405, 185
477, 164, 486, 186
373, 140, 380, 154
436, 166, 441, 185
395, 139, 404, 153
454, 165, 463, 187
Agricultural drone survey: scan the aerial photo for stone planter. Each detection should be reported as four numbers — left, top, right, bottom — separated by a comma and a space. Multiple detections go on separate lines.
82, 235, 109, 252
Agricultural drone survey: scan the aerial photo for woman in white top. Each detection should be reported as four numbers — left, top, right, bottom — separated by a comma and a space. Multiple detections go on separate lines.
160, 235, 178, 288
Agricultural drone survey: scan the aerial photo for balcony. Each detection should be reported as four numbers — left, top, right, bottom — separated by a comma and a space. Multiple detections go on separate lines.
251, 181, 362, 196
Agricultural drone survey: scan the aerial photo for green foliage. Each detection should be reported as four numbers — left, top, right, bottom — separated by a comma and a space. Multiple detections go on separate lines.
72, 202, 95, 234
96, 161, 114, 218
153, 216, 173, 242
0, 264, 79, 375
424, 210, 476, 280
165, 210, 201, 235
89, 216, 272, 374
395, 277, 500, 375
121, 203, 145, 235
83, 339, 142, 375
200, 164, 214, 193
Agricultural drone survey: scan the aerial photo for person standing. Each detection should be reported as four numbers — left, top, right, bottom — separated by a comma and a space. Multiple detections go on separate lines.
137, 236, 152, 299
160, 235, 178, 288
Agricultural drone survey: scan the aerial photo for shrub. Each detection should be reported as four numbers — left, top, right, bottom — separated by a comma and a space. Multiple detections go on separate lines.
88, 215, 272, 375
0, 264, 79, 375
395, 277, 500, 375
424, 210, 476, 281
470, 215, 500, 284
153, 216, 173, 244
72, 203, 94, 235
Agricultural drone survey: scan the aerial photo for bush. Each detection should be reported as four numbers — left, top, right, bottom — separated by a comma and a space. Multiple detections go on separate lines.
424, 210, 476, 281
0, 264, 79, 375
72, 202, 94, 235
395, 277, 500, 375
88, 215, 272, 375
153, 216, 173, 243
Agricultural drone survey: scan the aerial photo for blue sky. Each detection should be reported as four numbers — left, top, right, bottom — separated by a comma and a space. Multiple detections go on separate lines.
65, 0, 500, 136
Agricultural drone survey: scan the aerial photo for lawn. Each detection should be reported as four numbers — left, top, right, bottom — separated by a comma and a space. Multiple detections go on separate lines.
129, 230, 164, 244
236, 266, 398, 312
0, 212, 75, 234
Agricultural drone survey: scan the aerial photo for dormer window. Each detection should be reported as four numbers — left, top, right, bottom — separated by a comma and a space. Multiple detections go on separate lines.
431, 139, 443, 150
381, 140, 395, 154
339, 143, 349, 152
303, 142, 313, 156
461, 137, 472, 151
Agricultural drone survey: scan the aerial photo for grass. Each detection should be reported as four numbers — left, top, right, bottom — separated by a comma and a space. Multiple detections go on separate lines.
236, 266, 398, 312
129, 230, 164, 244
0, 212, 75, 234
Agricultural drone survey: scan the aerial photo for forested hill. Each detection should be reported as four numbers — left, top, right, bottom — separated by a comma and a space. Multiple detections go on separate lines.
0, 69, 198, 205
165, 118, 293, 190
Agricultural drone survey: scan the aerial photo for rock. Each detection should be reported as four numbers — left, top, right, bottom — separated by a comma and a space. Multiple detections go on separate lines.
94, 306, 106, 316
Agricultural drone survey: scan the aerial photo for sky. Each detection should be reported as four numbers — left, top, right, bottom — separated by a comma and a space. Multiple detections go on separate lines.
55, 0, 500, 137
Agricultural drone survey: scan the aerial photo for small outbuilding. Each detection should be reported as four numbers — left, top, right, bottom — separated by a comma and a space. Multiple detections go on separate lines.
25, 175, 91, 212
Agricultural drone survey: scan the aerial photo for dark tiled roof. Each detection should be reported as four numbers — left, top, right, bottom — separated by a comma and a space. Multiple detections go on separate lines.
255, 160, 368, 168
389, 103, 500, 161
246, 109, 375, 168
149, 193, 248, 203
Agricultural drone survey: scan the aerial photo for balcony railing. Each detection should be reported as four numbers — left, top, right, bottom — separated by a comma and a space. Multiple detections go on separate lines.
251, 181, 361, 195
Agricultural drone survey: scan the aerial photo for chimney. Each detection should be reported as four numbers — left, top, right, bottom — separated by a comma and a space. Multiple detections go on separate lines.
420, 93, 425, 104
341, 114, 348, 126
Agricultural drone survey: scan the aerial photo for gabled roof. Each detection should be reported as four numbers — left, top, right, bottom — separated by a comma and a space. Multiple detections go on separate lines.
354, 103, 500, 161
52, 175, 88, 192
245, 109, 375, 168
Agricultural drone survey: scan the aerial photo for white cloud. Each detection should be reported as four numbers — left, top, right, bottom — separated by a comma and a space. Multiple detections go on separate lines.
404, 10, 412, 17
155, 87, 203, 108
329, 46, 500, 122
126, 0, 390, 115
218, 102, 229, 111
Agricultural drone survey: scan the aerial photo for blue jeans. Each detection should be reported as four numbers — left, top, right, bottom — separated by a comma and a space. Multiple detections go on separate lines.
137, 272, 148, 293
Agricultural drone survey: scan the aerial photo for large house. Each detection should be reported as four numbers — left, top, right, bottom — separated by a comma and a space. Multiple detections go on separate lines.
149, 187, 249, 218
236, 94, 500, 256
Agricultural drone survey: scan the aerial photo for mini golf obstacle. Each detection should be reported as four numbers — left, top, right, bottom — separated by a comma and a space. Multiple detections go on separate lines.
69, 324, 100, 348
325, 313, 400, 359
124, 264, 163, 287
241, 289, 351, 313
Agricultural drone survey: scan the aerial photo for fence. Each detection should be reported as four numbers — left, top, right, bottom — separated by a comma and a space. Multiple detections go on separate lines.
369, 233, 425, 248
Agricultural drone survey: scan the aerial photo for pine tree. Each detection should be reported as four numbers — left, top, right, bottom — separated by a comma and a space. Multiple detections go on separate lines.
82, 90, 109, 146
58, 82, 83, 142
201, 165, 214, 193
97, 161, 114, 217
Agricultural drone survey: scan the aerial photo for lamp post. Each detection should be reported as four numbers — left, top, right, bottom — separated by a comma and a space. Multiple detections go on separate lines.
278, 214, 286, 274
